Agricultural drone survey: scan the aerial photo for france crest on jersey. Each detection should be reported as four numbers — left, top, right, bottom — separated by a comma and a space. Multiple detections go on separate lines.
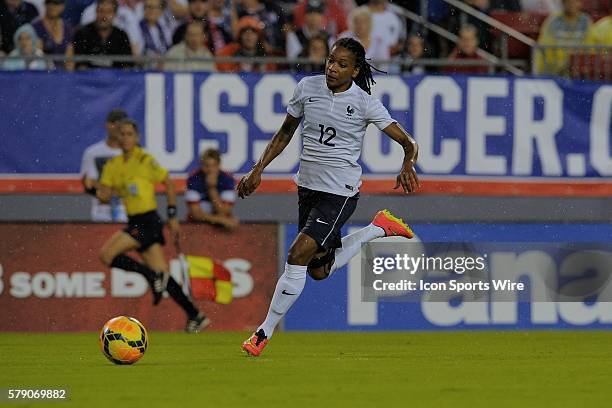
286, 75, 395, 197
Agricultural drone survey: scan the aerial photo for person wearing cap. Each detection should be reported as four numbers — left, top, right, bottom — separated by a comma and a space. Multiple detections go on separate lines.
31, 0, 73, 67
292, 0, 350, 39
80, 108, 129, 222
215, 15, 276, 72
236, 0, 288, 54
286, 0, 333, 60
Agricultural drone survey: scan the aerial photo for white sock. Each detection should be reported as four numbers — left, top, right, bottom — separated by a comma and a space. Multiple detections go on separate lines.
258, 263, 307, 338
329, 224, 384, 275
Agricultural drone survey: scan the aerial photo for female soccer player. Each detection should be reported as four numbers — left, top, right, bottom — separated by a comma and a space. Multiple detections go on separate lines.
93, 119, 208, 333
238, 38, 420, 356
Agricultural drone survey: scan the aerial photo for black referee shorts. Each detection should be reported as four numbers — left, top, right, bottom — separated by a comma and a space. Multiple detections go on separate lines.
123, 210, 166, 252
298, 186, 359, 251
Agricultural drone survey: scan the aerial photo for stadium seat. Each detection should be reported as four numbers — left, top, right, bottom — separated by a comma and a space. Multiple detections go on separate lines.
489, 11, 547, 59
581, 0, 610, 16
568, 52, 612, 81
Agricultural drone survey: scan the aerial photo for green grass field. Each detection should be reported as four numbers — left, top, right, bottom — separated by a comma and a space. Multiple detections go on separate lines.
1, 331, 611, 407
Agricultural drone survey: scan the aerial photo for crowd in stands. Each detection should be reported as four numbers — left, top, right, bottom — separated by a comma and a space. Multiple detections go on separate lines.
0, 0, 609, 76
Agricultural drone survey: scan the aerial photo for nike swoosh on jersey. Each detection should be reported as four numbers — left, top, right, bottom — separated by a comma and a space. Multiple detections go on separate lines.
282, 290, 296, 295
316, 218, 329, 225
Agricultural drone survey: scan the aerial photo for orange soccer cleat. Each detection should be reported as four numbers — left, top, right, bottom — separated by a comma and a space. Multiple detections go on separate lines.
372, 209, 414, 239
241, 329, 268, 357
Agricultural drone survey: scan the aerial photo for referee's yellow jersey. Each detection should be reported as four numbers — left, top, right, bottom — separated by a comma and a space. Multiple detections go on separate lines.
99, 147, 168, 216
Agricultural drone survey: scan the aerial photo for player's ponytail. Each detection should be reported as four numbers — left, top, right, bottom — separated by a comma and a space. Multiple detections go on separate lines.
332, 37, 384, 95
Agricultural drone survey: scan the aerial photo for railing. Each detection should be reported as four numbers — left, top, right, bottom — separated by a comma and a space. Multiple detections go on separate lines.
389, 3, 525, 75
532, 44, 611, 80
0, 54, 529, 74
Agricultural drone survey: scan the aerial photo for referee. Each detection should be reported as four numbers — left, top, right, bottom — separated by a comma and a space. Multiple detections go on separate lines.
92, 118, 208, 333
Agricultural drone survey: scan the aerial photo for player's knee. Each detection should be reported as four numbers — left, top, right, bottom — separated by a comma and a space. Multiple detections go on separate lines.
287, 247, 308, 265
307, 267, 329, 281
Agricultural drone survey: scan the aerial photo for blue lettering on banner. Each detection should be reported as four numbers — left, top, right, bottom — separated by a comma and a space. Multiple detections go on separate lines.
0, 72, 610, 177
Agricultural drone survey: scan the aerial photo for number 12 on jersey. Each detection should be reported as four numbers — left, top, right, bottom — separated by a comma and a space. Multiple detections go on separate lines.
318, 124, 336, 147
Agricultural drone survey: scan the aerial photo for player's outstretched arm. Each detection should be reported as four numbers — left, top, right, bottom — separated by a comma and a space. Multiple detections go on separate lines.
237, 114, 301, 199
382, 122, 420, 194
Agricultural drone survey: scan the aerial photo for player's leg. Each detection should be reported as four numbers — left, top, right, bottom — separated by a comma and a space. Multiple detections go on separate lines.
140, 244, 209, 332
243, 188, 357, 356
99, 231, 141, 266
259, 232, 319, 332
242, 232, 317, 356
99, 231, 164, 302
309, 209, 415, 279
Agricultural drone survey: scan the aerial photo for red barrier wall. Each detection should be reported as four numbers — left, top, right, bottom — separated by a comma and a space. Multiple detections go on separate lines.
0, 223, 278, 332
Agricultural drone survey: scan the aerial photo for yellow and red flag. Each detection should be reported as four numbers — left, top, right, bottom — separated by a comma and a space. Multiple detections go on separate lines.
184, 255, 233, 304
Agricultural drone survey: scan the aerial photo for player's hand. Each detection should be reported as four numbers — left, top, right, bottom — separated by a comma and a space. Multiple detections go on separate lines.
394, 160, 420, 194
236, 168, 262, 199
167, 218, 180, 242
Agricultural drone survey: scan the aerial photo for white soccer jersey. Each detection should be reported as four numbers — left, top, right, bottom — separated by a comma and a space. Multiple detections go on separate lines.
80, 140, 127, 222
287, 75, 395, 196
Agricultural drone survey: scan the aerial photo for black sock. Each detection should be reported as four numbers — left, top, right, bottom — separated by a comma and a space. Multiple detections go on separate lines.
111, 255, 199, 318
166, 276, 200, 319
111, 255, 155, 286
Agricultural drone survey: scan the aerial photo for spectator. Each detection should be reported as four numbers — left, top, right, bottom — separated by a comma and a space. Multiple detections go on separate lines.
445, 24, 489, 74
186, 148, 238, 230
136, 0, 171, 57
2, 23, 48, 69
536, 0, 592, 74
294, 33, 329, 72
586, 14, 611, 45
236, 0, 288, 54
339, 6, 389, 66
164, 20, 215, 71
286, 0, 332, 59
172, 0, 236, 55
448, 0, 493, 52
0, 0, 39, 53
31, 0, 73, 67
80, 108, 128, 222
171, 0, 205, 46
80, 0, 143, 55
205, 0, 237, 54
401, 32, 434, 74
521, 0, 561, 13
367, 0, 406, 55
70, 0, 133, 69
215, 16, 276, 72
293, 0, 351, 38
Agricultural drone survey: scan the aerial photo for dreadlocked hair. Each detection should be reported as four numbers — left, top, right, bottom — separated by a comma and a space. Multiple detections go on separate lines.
332, 37, 385, 95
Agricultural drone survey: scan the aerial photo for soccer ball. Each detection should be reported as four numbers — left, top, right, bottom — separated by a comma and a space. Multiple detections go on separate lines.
99, 316, 148, 365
